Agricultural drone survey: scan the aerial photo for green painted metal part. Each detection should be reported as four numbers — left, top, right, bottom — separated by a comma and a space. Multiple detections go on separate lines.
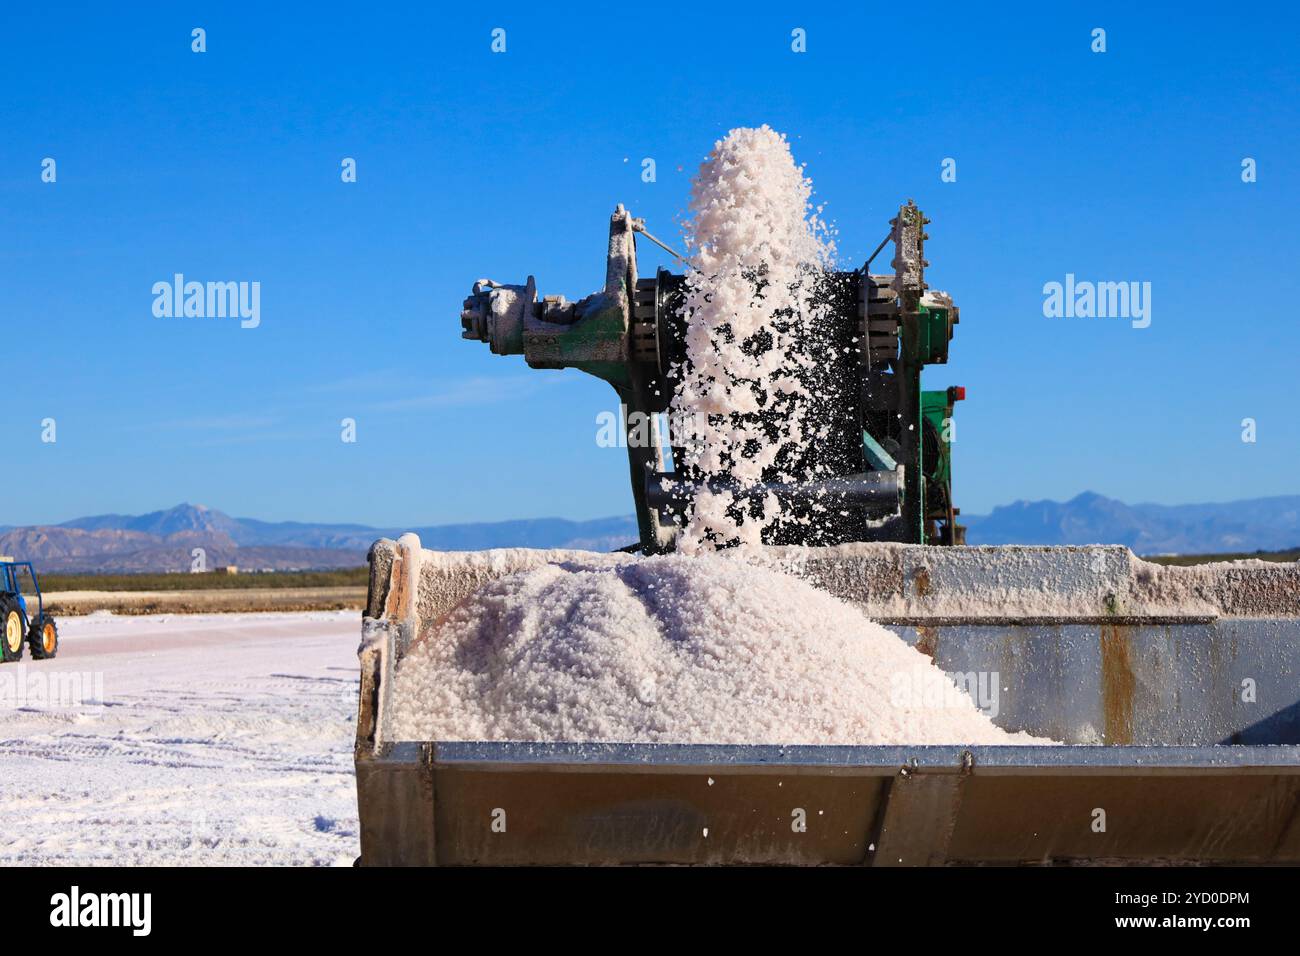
918, 389, 959, 545
523, 295, 632, 390
906, 306, 952, 366
895, 305, 956, 544
921, 390, 954, 492
861, 430, 898, 471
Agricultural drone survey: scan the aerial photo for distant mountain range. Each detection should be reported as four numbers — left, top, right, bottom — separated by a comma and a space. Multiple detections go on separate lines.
963, 491, 1300, 553
1, 492, 1296, 573
0, 504, 639, 573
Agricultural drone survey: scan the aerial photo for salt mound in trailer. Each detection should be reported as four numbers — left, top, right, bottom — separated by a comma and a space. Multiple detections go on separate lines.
353, 535, 1300, 866
384, 550, 1048, 747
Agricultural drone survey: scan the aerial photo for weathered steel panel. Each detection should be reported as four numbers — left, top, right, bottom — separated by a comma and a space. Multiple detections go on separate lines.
947, 774, 1300, 863
886, 621, 1300, 745
431, 766, 883, 866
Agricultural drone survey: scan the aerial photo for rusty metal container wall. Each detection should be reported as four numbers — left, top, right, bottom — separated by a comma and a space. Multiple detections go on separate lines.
355, 538, 1300, 865
888, 621, 1300, 746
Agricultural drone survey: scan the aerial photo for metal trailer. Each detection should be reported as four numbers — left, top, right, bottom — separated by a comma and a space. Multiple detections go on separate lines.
355, 537, 1300, 865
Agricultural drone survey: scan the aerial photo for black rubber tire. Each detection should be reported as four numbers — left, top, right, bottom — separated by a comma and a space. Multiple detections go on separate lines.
0, 597, 25, 663
28, 614, 58, 660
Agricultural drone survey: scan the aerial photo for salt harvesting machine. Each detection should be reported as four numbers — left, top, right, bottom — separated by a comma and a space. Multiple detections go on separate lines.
459, 200, 964, 550
353, 202, 1300, 865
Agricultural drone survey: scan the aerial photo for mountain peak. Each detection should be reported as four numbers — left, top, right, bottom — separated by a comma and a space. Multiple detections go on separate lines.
1067, 490, 1111, 505
137, 503, 236, 537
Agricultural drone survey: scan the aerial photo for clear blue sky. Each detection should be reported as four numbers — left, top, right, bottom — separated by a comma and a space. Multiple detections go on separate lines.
2, 2, 1297, 527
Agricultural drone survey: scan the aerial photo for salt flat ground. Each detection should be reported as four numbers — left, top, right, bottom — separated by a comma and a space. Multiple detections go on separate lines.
0, 611, 361, 866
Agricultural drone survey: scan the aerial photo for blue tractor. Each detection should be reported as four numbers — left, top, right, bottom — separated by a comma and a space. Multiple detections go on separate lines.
0, 558, 59, 662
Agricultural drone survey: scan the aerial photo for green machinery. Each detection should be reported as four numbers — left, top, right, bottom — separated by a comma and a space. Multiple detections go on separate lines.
461, 200, 965, 550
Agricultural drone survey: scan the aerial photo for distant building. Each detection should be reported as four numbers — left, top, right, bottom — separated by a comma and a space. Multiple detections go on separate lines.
215, 566, 239, 576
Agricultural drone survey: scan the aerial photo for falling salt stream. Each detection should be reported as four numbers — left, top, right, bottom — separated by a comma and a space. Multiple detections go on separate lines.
668, 125, 838, 552
389, 126, 1054, 745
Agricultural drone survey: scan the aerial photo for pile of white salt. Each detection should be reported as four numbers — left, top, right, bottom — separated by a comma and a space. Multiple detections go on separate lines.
387, 554, 1048, 745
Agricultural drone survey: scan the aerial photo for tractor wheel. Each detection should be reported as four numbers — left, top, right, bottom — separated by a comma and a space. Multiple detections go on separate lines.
29, 614, 58, 660
0, 598, 24, 663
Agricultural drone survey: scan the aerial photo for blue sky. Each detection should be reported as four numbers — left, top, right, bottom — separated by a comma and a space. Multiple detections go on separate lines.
2, 2, 1297, 527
